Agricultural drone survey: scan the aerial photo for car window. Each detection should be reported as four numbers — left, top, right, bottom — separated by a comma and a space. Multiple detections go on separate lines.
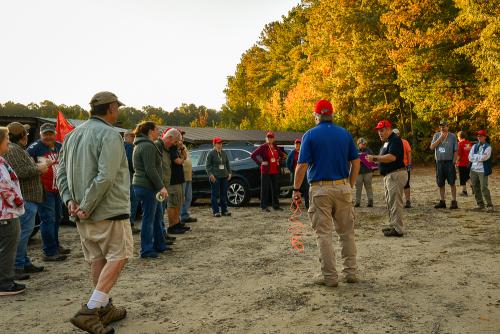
190, 150, 204, 166
228, 149, 250, 162
199, 150, 208, 166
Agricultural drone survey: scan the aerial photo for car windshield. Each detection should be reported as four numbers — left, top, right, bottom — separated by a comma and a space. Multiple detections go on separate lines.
190, 150, 204, 166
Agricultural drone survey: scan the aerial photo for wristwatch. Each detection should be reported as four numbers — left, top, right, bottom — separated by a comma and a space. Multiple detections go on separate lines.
293, 188, 301, 192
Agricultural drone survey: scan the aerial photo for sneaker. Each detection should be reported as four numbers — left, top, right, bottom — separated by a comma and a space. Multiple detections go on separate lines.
167, 226, 186, 235
343, 274, 359, 284
367, 201, 373, 208
221, 211, 231, 216
434, 200, 446, 209
43, 254, 67, 262
313, 275, 338, 287
131, 225, 141, 234
213, 213, 221, 217
70, 304, 114, 334
23, 264, 44, 273
181, 217, 197, 223
486, 206, 495, 213
404, 200, 412, 208
383, 228, 404, 237
58, 246, 71, 255
450, 200, 459, 209
0, 282, 26, 296
99, 299, 127, 326
460, 190, 468, 197
14, 269, 30, 280
261, 208, 270, 213
354, 202, 360, 208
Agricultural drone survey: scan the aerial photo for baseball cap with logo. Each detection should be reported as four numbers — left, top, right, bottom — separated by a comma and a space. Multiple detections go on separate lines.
266, 131, 275, 138
89, 91, 125, 108
213, 137, 223, 145
375, 120, 392, 130
7, 122, 30, 136
477, 130, 487, 136
314, 100, 333, 115
40, 123, 56, 134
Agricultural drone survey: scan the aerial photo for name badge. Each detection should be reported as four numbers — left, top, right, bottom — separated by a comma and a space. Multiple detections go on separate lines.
271, 158, 276, 163
219, 164, 225, 170
383, 142, 388, 149
438, 147, 446, 153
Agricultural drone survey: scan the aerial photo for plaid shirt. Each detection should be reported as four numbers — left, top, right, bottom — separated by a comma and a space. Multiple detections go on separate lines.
3, 143, 44, 203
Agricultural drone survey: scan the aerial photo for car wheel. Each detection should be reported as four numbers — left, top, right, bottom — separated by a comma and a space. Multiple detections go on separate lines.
227, 179, 250, 207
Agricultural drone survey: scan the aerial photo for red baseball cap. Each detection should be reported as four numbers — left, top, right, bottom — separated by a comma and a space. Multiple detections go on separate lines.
294, 138, 302, 144
314, 100, 334, 115
213, 137, 223, 144
477, 130, 487, 136
266, 131, 275, 138
375, 120, 392, 130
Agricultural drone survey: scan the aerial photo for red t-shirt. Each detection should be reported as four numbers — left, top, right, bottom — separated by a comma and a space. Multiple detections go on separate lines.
268, 145, 280, 175
457, 139, 472, 167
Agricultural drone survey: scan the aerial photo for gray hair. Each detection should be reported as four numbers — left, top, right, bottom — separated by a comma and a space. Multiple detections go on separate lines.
163, 128, 182, 141
314, 113, 333, 123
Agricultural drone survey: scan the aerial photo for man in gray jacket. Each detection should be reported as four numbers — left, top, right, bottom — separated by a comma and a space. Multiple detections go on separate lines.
57, 91, 131, 334
205, 137, 232, 217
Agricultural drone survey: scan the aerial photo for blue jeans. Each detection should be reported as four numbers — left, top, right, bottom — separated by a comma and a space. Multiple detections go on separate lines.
210, 177, 228, 214
15, 201, 38, 269
180, 181, 193, 220
130, 184, 139, 226
134, 186, 167, 256
38, 192, 62, 256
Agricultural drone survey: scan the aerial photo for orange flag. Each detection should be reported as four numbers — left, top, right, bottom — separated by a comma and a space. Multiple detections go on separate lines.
55, 111, 75, 142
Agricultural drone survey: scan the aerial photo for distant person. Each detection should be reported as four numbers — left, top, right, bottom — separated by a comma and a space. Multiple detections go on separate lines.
393, 129, 412, 208
28, 123, 69, 261
132, 121, 169, 258
293, 100, 360, 287
354, 138, 374, 208
430, 120, 458, 209
179, 129, 197, 223
286, 138, 309, 208
251, 132, 287, 212
57, 91, 132, 333
0, 126, 27, 296
468, 130, 494, 212
367, 120, 407, 237
123, 130, 140, 234
206, 137, 232, 217
456, 131, 473, 196
4, 122, 46, 280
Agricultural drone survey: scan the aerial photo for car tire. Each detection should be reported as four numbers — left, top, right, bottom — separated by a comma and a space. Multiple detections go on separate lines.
227, 178, 250, 207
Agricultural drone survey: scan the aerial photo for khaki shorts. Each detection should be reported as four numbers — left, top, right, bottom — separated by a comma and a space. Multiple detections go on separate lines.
76, 219, 133, 263
167, 184, 184, 208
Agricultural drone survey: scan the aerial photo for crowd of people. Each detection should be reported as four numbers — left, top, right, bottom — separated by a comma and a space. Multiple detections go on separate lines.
0, 92, 495, 333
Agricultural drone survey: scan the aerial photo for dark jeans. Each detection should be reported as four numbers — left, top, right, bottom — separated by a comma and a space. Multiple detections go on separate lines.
38, 192, 62, 256
134, 186, 167, 256
16, 201, 37, 269
130, 184, 139, 226
261, 173, 280, 209
0, 219, 20, 288
210, 177, 228, 214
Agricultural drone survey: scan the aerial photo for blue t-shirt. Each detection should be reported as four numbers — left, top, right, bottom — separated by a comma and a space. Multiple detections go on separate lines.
298, 122, 358, 182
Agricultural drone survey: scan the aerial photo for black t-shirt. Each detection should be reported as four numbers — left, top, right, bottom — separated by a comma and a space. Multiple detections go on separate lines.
170, 148, 185, 185
379, 133, 405, 176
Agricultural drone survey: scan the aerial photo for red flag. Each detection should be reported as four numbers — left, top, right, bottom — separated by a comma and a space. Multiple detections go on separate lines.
55, 111, 75, 142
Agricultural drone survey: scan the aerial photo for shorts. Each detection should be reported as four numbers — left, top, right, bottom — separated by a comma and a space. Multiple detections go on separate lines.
436, 160, 456, 187
167, 184, 184, 208
76, 219, 133, 263
458, 166, 470, 185
404, 170, 411, 189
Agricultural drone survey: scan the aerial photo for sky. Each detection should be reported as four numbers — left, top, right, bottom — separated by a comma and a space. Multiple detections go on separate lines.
0, 0, 299, 111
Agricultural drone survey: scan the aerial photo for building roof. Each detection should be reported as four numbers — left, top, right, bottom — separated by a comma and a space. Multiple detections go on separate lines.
39, 117, 129, 133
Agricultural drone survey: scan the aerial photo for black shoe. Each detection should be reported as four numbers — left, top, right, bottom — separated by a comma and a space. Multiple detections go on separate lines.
14, 270, 30, 280
213, 213, 222, 217
155, 246, 172, 253
166, 239, 174, 246
450, 200, 458, 210
367, 201, 373, 208
43, 254, 67, 262
0, 282, 26, 296
434, 200, 446, 209
404, 200, 411, 208
221, 211, 231, 216
261, 208, 270, 212
167, 226, 186, 235
166, 235, 176, 241
178, 223, 191, 231
273, 207, 284, 211
354, 203, 360, 208
181, 217, 198, 223
141, 252, 159, 259
23, 264, 44, 273
460, 190, 468, 197
383, 228, 404, 237
58, 246, 71, 255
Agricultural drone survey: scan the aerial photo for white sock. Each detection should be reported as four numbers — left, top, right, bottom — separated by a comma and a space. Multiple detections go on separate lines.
87, 289, 109, 309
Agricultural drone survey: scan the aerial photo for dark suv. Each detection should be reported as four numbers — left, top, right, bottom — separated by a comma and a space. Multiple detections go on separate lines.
190, 142, 292, 207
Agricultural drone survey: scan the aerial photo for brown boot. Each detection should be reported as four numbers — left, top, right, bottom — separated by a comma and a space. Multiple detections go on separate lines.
99, 299, 127, 326
70, 304, 114, 334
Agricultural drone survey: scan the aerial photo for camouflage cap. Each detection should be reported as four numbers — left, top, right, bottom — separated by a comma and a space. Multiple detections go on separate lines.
89, 91, 125, 107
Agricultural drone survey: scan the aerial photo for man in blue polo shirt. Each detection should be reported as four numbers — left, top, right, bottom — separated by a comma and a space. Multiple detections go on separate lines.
293, 99, 360, 288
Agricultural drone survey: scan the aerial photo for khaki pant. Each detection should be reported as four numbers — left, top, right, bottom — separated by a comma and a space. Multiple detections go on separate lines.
308, 184, 357, 282
355, 172, 373, 204
470, 171, 492, 207
383, 170, 407, 234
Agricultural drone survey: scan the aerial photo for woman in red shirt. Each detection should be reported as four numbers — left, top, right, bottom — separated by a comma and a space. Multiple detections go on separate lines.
251, 132, 287, 212
456, 131, 473, 196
